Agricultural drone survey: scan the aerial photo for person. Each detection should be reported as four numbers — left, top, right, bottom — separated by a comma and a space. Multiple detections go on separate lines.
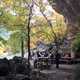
37, 51, 41, 58
55, 53, 61, 68
50, 53, 54, 64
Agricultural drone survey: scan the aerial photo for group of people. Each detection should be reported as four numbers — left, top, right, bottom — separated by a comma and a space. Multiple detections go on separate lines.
32, 51, 61, 69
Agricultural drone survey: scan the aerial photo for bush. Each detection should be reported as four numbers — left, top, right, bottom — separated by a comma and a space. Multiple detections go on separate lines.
72, 33, 80, 58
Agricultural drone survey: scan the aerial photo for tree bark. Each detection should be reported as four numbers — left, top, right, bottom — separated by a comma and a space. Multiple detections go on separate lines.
27, 3, 33, 77
21, 36, 24, 58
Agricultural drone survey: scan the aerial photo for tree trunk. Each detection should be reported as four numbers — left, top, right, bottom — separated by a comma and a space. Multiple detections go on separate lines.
27, 4, 33, 77
21, 36, 24, 58
27, 5, 33, 65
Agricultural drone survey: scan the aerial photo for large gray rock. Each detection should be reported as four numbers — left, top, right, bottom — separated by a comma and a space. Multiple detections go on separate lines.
49, 0, 80, 34
49, 0, 80, 23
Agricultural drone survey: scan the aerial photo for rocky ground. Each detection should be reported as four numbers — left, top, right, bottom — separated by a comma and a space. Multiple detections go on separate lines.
0, 57, 80, 80
32, 64, 80, 80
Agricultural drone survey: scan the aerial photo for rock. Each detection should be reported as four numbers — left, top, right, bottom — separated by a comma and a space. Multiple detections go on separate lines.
50, 0, 80, 23
0, 58, 9, 76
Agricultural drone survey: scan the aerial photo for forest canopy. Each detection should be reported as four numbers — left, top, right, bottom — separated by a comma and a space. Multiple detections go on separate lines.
0, 0, 66, 54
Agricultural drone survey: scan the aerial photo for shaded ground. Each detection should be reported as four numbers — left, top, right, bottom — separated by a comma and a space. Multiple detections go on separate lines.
33, 64, 80, 80
0, 57, 80, 80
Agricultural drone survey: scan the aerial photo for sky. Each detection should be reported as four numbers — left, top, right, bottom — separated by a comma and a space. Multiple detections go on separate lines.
0, 27, 11, 40
33, 0, 54, 16
7, 0, 54, 17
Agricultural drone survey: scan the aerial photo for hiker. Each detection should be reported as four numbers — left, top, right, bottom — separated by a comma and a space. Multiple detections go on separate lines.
55, 53, 61, 68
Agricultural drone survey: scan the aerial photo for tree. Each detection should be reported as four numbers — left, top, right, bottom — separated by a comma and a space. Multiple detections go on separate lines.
0, 0, 67, 55
0, 0, 30, 55
72, 33, 80, 58
26, 1, 33, 76
34, 1, 67, 55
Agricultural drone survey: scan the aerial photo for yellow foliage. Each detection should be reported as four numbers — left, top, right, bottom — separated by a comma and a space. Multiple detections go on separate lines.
0, 47, 5, 54
3, 0, 13, 5
30, 10, 67, 48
